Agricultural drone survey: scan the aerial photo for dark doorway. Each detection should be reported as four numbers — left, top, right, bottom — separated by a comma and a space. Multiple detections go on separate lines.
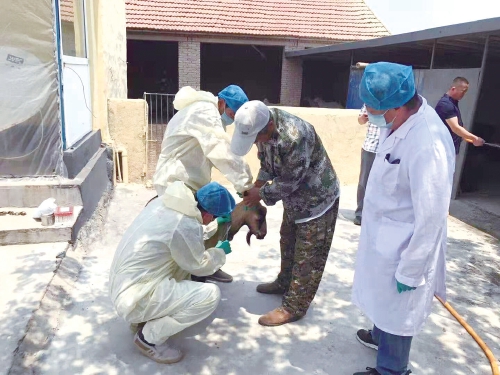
302, 60, 349, 108
460, 54, 500, 216
201, 43, 282, 103
127, 40, 179, 98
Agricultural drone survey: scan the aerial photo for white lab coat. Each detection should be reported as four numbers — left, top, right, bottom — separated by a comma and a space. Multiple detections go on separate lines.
153, 86, 253, 196
109, 181, 226, 344
352, 98, 455, 337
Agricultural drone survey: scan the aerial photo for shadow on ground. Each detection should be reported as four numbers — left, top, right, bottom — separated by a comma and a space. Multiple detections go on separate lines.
0, 242, 66, 375
15, 184, 500, 375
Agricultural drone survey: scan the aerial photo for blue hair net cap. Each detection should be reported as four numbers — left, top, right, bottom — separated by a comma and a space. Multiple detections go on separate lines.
218, 85, 249, 112
196, 182, 236, 217
359, 62, 416, 111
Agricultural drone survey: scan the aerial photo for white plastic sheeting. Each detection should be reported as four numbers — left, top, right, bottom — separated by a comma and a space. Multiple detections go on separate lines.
0, 1, 65, 176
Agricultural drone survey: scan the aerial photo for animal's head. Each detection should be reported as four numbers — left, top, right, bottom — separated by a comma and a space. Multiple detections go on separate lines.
228, 202, 267, 245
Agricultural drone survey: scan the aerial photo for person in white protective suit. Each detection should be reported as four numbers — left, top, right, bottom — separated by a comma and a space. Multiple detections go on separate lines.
153, 85, 253, 283
109, 181, 235, 364
351, 63, 455, 375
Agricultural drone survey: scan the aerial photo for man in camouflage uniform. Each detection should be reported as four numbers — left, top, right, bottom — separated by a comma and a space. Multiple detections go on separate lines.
230, 100, 340, 326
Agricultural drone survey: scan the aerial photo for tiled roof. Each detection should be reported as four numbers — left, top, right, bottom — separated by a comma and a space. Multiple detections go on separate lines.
60, 0, 74, 23
126, 0, 390, 41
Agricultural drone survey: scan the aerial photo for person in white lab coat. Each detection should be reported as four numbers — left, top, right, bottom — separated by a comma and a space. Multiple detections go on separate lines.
351, 62, 455, 375
153, 85, 254, 283
109, 181, 235, 364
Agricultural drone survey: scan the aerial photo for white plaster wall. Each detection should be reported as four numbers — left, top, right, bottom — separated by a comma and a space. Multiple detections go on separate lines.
100, 0, 127, 99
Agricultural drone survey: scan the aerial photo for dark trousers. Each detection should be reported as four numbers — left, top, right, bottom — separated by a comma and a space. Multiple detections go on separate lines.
355, 149, 376, 219
372, 325, 413, 375
277, 199, 339, 316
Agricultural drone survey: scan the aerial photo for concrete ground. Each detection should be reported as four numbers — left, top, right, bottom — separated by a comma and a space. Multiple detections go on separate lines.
0, 242, 69, 375
6, 184, 500, 375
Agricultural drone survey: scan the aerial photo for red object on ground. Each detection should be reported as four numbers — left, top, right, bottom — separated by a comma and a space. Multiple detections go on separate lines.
54, 206, 74, 223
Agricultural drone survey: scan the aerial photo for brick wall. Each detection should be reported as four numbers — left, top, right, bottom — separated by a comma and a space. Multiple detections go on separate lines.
280, 47, 304, 106
178, 41, 201, 89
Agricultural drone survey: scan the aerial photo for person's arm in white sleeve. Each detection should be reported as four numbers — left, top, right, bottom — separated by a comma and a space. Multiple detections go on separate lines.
395, 144, 454, 287
203, 220, 219, 241
170, 217, 226, 277
189, 107, 254, 193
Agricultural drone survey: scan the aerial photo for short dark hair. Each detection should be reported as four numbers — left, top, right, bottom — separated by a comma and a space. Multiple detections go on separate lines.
453, 77, 469, 86
403, 91, 420, 110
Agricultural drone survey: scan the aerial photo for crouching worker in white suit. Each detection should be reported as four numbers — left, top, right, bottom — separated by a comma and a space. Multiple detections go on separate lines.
109, 181, 235, 364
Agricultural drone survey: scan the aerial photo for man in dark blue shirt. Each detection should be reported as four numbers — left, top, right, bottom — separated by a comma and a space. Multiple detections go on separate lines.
435, 77, 484, 154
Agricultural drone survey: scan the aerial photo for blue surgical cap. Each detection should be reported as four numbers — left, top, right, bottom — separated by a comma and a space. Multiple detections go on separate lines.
196, 182, 236, 217
218, 85, 249, 112
359, 62, 416, 111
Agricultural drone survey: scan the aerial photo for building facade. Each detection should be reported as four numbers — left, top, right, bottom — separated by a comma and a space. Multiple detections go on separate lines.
125, 0, 389, 106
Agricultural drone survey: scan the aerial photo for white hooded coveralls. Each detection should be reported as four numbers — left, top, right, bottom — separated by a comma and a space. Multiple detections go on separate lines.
153, 86, 253, 196
352, 98, 455, 336
109, 181, 226, 345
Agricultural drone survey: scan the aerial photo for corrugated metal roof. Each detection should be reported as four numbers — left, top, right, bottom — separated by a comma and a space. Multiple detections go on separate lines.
286, 17, 500, 58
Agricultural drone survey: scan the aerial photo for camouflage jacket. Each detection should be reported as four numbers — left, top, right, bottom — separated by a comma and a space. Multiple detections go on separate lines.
257, 108, 340, 222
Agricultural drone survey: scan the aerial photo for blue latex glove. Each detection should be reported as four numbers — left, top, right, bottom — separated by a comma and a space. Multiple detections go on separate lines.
216, 240, 232, 255
217, 215, 231, 224
396, 281, 416, 294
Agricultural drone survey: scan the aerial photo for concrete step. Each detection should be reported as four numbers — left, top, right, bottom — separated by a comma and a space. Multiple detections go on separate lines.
0, 178, 82, 208
0, 137, 112, 244
0, 206, 83, 246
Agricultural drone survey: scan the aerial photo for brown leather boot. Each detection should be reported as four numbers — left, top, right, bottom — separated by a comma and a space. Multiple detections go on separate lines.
205, 269, 233, 283
256, 281, 285, 295
258, 306, 303, 326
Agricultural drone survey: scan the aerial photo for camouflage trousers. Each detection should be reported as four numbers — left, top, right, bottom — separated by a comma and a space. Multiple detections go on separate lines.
277, 199, 339, 317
